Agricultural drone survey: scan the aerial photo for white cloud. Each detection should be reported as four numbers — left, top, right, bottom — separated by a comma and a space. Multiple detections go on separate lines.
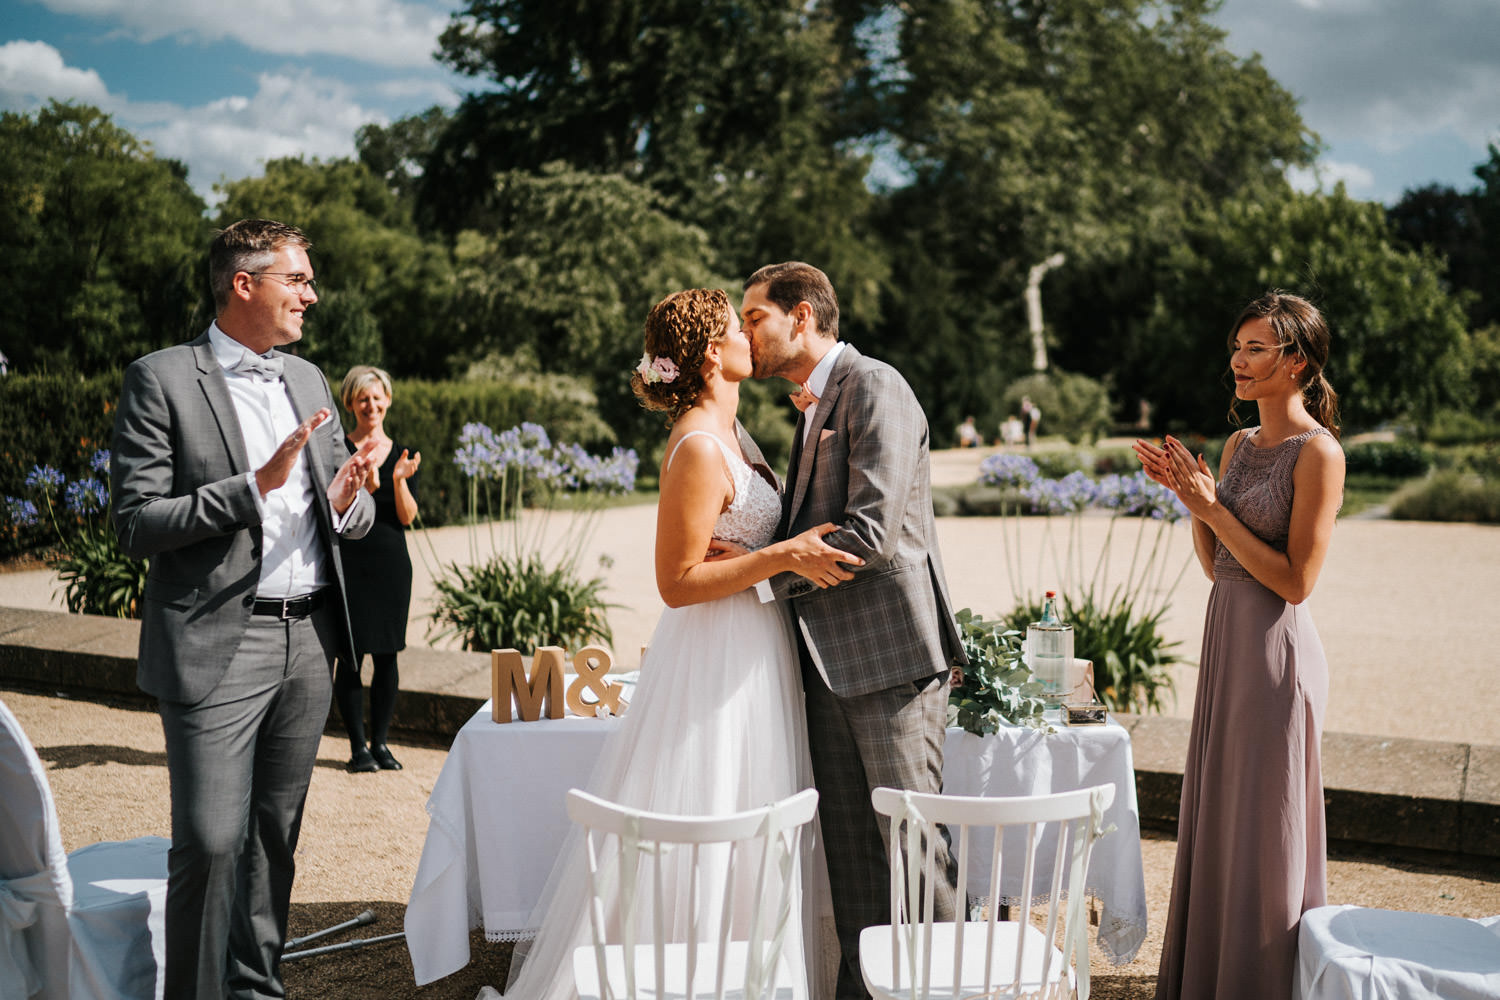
0, 41, 391, 202
372, 75, 461, 108
130, 70, 388, 200
1287, 159, 1377, 196
0, 38, 110, 106
31, 0, 448, 69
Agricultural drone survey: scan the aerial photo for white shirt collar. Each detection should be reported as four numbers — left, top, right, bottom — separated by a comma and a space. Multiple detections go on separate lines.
207, 321, 271, 372
805, 340, 846, 398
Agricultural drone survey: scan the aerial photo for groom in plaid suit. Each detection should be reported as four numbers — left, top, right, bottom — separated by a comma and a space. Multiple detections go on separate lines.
742, 261, 967, 998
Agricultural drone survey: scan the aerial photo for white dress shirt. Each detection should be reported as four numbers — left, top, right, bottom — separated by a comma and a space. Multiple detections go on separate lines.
799, 341, 846, 445
756, 340, 849, 611
208, 322, 331, 599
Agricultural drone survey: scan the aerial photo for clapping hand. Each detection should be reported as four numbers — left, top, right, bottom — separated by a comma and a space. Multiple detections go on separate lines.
257, 408, 331, 499
1134, 435, 1216, 516
328, 437, 380, 514
394, 448, 422, 481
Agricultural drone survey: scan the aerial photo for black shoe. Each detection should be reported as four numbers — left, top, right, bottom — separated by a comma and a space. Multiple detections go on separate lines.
370, 743, 402, 771
348, 747, 379, 773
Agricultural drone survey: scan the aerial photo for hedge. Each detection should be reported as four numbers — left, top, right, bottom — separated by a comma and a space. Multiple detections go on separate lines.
0, 370, 615, 557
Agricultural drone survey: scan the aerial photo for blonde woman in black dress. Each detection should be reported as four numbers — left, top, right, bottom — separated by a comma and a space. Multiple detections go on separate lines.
336, 366, 421, 772
1134, 293, 1345, 999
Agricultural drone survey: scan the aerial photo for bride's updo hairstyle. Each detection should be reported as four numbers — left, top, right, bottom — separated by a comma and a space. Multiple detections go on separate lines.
632, 288, 731, 426
1228, 290, 1341, 440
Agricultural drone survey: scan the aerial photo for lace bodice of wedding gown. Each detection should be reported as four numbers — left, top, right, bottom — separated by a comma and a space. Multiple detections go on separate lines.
669, 430, 782, 550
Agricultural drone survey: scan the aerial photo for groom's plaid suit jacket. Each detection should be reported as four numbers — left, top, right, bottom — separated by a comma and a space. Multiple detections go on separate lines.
772, 344, 966, 697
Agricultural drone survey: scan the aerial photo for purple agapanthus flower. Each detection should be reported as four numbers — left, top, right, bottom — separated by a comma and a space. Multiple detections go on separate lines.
64, 478, 108, 516
24, 465, 64, 493
978, 453, 1040, 489
4, 496, 39, 528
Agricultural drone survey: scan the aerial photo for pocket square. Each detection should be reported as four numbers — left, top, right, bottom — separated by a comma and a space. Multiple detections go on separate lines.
819, 429, 835, 444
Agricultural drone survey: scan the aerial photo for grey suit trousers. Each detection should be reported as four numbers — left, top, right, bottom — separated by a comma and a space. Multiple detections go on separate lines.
803, 660, 959, 999
158, 605, 336, 999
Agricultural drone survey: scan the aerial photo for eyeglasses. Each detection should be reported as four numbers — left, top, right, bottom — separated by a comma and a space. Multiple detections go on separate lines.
247, 271, 318, 294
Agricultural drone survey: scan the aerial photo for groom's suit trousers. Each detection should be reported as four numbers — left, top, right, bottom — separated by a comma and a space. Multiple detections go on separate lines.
802, 659, 959, 999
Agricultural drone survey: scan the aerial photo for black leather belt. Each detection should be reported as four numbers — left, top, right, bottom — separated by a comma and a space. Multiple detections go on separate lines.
251, 589, 328, 619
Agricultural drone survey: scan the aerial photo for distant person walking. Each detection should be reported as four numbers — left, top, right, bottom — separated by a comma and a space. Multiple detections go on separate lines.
334, 365, 421, 772
1020, 395, 1040, 447
1134, 291, 1345, 1000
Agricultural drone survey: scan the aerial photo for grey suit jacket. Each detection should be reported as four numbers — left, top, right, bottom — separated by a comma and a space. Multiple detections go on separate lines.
775, 345, 966, 698
111, 331, 375, 705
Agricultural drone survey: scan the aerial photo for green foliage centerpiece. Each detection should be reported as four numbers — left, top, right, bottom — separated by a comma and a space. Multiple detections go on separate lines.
948, 608, 1050, 735
427, 421, 637, 655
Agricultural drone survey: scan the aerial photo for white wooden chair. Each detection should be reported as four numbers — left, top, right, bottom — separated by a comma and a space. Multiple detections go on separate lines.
566, 786, 819, 1000
862, 784, 1116, 1000
0, 696, 168, 1000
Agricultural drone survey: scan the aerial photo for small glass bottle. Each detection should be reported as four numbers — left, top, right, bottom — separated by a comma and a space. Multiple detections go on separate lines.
1027, 591, 1074, 707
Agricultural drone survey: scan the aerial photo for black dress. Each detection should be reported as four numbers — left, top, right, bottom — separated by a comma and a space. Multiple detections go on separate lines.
340, 438, 416, 658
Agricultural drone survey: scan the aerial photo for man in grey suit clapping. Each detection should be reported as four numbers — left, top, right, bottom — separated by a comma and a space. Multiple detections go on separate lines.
111, 219, 377, 998
742, 261, 967, 999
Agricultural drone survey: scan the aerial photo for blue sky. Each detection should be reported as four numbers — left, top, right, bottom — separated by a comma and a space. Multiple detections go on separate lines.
3, 0, 1498, 207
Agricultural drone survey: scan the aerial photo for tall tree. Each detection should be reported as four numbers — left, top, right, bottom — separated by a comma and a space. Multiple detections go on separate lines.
1388, 146, 1500, 332
423, 0, 889, 331
862, 0, 1316, 432
443, 163, 727, 449
0, 102, 207, 373
1130, 187, 1470, 432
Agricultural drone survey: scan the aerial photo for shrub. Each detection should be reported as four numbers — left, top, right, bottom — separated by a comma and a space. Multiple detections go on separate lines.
1389, 471, 1500, 523
3, 452, 146, 617
1422, 407, 1500, 446
0, 373, 122, 558
1001, 593, 1179, 714
369, 375, 615, 528
1002, 371, 1113, 445
1343, 440, 1433, 478
422, 422, 637, 655
973, 460, 1190, 714
429, 552, 614, 654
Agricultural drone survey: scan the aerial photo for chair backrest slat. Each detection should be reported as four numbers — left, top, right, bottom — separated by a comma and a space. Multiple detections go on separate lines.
566, 787, 818, 1000
871, 784, 1117, 1000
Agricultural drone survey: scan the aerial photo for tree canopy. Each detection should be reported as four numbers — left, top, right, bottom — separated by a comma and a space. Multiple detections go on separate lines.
0, 102, 207, 372
0, 2, 1490, 451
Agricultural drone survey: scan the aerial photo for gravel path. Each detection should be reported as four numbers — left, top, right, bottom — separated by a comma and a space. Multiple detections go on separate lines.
7, 689, 1498, 999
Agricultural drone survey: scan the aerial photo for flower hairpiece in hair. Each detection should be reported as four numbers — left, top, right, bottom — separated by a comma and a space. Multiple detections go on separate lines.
636, 353, 679, 385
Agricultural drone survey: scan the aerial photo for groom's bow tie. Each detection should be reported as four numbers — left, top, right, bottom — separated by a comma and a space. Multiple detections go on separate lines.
230, 350, 284, 382
790, 382, 819, 413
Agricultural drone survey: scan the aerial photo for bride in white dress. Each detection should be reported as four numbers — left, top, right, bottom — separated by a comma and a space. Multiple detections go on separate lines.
495, 288, 854, 1000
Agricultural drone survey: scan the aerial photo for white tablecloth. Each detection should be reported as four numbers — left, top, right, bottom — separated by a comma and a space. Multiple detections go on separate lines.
1295, 905, 1500, 1000
942, 718, 1147, 964
405, 704, 1146, 985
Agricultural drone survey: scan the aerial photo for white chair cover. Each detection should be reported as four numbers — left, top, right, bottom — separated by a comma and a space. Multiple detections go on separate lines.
1295, 904, 1500, 1000
0, 697, 167, 1000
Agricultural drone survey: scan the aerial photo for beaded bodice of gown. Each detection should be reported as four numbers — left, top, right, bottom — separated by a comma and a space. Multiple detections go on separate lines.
671, 430, 782, 551
1212, 426, 1331, 583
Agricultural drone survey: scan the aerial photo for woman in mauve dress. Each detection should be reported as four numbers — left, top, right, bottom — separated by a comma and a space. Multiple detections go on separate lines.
1134, 292, 1346, 1000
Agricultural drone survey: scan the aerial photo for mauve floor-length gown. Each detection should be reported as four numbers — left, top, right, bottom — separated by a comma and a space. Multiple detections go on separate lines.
1156, 426, 1333, 1000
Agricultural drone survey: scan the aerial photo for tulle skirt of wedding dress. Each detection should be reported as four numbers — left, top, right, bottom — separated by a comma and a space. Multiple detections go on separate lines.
497, 589, 834, 1000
